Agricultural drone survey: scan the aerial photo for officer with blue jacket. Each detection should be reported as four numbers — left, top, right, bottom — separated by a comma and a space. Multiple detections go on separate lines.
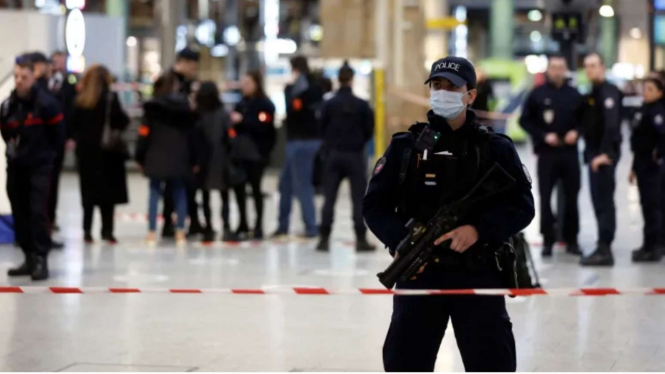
519, 55, 583, 257
0, 56, 65, 281
629, 75, 665, 262
363, 56, 534, 372
579, 52, 623, 267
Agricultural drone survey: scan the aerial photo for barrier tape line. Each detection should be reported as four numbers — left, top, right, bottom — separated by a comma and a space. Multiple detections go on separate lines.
0, 287, 664, 296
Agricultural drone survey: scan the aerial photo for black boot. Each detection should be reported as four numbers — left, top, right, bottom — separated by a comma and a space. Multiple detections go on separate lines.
632, 246, 662, 263
31, 256, 49, 281
356, 238, 376, 252
7, 255, 35, 277
541, 243, 553, 257
252, 227, 264, 240
566, 243, 582, 256
235, 224, 250, 242
221, 228, 236, 242
162, 222, 175, 239
202, 228, 216, 243
580, 244, 614, 267
316, 236, 330, 251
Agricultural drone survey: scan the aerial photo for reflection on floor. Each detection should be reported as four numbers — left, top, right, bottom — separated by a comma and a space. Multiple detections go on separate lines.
0, 141, 663, 372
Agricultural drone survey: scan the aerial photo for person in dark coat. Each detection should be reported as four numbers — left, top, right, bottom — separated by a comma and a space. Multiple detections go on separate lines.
136, 73, 198, 245
230, 71, 277, 240
72, 65, 130, 244
193, 81, 239, 242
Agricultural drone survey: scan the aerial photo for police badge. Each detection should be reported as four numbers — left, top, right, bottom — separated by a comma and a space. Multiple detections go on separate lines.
543, 109, 555, 125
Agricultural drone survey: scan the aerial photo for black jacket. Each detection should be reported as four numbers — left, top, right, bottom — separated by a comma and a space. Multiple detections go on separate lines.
519, 80, 583, 154
50, 71, 78, 140
321, 86, 374, 152
195, 107, 232, 190
136, 94, 198, 179
631, 100, 665, 165
284, 75, 324, 140
581, 81, 623, 161
0, 85, 65, 167
72, 91, 130, 206
363, 110, 535, 252
234, 96, 277, 160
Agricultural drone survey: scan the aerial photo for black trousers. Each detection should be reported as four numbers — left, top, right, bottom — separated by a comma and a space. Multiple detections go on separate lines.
235, 161, 266, 231
588, 152, 619, 246
383, 267, 516, 372
201, 189, 231, 231
536, 150, 580, 245
83, 203, 115, 238
48, 146, 65, 226
7, 163, 53, 258
320, 151, 367, 238
634, 155, 661, 249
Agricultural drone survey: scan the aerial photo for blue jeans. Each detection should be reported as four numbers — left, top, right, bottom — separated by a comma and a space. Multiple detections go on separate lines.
277, 140, 321, 235
149, 178, 187, 231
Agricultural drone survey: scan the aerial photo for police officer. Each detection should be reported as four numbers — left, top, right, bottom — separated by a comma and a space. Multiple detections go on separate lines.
1, 56, 65, 281
519, 55, 583, 257
316, 62, 375, 252
363, 56, 535, 372
629, 75, 665, 262
579, 52, 623, 267
27, 52, 52, 93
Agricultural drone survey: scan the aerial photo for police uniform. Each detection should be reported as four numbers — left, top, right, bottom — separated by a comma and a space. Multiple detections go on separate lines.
519, 80, 583, 255
579, 80, 623, 266
363, 57, 535, 372
630, 99, 665, 262
318, 85, 375, 251
0, 85, 65, 280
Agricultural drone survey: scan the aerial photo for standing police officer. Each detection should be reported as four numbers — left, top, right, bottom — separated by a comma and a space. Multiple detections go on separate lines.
316, 62, 375, 252
363, 56, 534, 372
519, 55, 583, 257
629, 75, 665, 262
1, 56, 65, 281
579, 52, 623, 267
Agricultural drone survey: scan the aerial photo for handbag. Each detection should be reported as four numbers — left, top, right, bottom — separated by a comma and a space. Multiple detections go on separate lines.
100, 92, 129, 157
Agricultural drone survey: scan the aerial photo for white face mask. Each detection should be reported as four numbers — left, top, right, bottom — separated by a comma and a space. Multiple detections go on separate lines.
430, 89, 470, 119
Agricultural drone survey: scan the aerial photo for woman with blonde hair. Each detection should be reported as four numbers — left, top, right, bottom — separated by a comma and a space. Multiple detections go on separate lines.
72, 64, 130, 244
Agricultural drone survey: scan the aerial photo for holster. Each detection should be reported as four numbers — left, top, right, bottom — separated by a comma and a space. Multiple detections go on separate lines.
494, 240, 518, 290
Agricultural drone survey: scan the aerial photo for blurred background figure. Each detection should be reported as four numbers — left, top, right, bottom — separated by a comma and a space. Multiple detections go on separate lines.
316, 61, 375, 252
48, 51, 77, 232
274, 56, 324, 238
472, 68, 495, 125
230, 71, 277, 240
136, 73, 198, 245
162, 48, 201, 239
27, 52, 52, 93
628, 75, 665, 262
519, 55, 583, 257
579, 53, 623, 267
193, 81, 234, 243
72, 65, 130, 245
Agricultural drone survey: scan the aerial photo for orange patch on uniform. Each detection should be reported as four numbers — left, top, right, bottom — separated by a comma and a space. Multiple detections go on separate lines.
138, 125, 150, 137
258, 112, 272, 123
228, 128, 237, 138
292, 98, 303, 111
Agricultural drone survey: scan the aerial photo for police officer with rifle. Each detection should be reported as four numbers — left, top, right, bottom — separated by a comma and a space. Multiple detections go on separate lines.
363, 56, 535, 372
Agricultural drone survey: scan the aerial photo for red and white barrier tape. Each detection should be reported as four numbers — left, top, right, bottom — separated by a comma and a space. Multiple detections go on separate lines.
0, 287, 664, 296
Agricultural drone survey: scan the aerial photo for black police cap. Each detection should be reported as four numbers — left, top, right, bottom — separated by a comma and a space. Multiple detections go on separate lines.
177, 48, 200, 62
425, 56, 476, 88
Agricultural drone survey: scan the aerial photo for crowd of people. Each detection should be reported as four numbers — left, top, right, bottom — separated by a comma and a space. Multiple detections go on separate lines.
0, 49, 377, 280
520, 52, 665, 266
